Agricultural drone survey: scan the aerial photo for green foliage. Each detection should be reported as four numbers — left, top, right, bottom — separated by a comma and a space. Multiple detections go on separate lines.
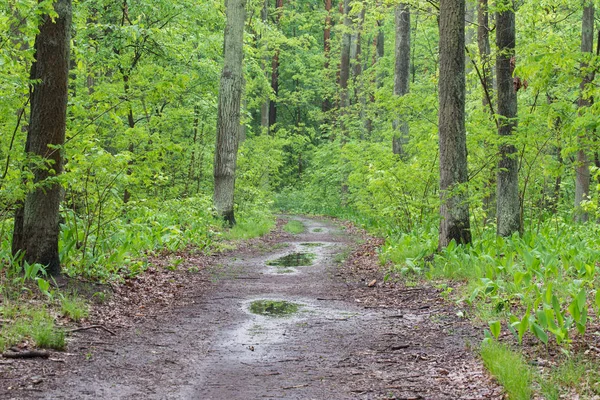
60, 295, 89, 322
480, 341, 533, 400
0, 303, 65, 352
283, 220, 305, 234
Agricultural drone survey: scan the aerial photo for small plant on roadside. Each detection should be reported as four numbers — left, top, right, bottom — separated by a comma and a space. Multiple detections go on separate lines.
60, 295, 89, 322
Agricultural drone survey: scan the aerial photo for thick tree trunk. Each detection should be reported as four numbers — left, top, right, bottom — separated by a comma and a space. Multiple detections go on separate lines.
393, 4, 410, 157
268, 0, 283, 128
12, 0, 72, 275
438, 0, 471, 249
214, 0, 246, 226
574, 2, 594, 222
496, 1, 520, 236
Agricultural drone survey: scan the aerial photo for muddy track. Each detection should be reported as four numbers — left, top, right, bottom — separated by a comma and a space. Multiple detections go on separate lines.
7, 216, 502, 399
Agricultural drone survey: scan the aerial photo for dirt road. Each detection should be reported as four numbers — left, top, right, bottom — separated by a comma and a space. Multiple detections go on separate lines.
10, 216, 501, 399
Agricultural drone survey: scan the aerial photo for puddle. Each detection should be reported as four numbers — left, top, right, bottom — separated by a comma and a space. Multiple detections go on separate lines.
249, 300, 301, 317
267, 252, 316, 267
300, 242, 324, 248
312, 228, 323, 232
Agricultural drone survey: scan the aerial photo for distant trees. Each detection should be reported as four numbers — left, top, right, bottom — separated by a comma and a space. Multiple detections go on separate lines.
437, 0, 472, 248
12, 0, 72, 276
213, 0, 247, 226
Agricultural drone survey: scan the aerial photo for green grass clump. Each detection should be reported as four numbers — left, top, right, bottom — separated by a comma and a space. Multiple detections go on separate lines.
283, 220, 305, 234
540, 356, 600, 399
0, 303, 65, 351
480, 341, 532, 400
225, 217, 275, 240
61, 295, 89, 322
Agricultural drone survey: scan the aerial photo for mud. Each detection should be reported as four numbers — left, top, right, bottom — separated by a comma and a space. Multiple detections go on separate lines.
1, 216, 502, 399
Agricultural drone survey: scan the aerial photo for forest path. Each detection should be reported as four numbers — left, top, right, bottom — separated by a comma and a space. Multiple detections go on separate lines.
33, 216, 501, 399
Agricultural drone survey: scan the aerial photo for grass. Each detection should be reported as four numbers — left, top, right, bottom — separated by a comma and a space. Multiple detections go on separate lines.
0, 302, 66, 351
60, 295, 89, 322
224, 217, 275, 240
540, 356, 600, 399
480, 341, 532, 400
283, 220, 305, 234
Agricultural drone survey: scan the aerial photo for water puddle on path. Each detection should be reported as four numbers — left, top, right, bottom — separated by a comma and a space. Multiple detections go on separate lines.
266, 252, 316, 267
249, 300, 302, 317
300, 242, 325, 248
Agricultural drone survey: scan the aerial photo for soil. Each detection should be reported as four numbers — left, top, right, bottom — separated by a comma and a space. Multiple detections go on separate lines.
0, 216, 503, 399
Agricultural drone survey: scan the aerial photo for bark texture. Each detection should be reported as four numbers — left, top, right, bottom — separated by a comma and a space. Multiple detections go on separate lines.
574, 2, 594, 222
438, 0, 471, 249
214, 0, 246, 226
495, 2, 520, 236
12, 0, 72, 275
393, 4, 410, 157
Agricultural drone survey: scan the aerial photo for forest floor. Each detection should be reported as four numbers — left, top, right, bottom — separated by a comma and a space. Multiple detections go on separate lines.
0, 216, 503, 399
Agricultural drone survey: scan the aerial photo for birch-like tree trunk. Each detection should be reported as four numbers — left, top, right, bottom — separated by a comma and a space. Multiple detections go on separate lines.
214, 0, 246, 226
574, 2, 594, 222
496, 1, 520, 236
12, 0, 72, 275
393, 4, 410, 157
438, 0, 471, 249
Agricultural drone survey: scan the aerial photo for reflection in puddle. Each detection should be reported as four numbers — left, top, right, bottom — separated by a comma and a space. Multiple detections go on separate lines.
249, 300, 301, 317
267, 252, 316, 267
300, 242, 324, 248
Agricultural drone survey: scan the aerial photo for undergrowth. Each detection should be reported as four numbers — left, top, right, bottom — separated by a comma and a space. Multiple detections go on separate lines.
283, 220, 305, 234
480, 341, 532, 400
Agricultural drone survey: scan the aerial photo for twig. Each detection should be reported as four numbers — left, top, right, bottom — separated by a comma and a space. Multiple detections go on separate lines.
69, 325, 116, 336
2, 350, 50, 359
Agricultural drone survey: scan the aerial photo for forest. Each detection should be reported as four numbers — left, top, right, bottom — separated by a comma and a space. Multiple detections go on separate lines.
1, 0, 600, 398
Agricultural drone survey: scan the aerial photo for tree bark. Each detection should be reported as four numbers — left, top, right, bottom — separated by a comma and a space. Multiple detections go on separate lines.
574, 2, 594, 222
393, 4, 410, 157
496, 1, 520, 236
12, 0, 72, 275
214, 0, 246, 226
438, 0, 471, 249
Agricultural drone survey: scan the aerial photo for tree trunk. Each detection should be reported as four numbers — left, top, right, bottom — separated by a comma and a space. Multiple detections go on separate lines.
214, 0, 246, 226
349, 4, 365, 105
268, 0, 283, 128
12, 0, 72, 275
496, 1, 520, 236
574, 2, 594, 222
478, 0, 495, 223
438, 0, 471, 249
393, 4, 410, 157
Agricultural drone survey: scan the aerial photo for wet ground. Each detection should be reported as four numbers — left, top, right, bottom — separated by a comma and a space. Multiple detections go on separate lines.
2, 216, 502, 399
